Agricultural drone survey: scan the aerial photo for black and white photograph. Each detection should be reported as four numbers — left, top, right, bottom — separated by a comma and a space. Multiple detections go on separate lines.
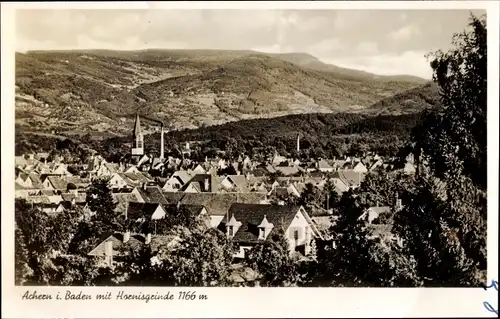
5, 1, 494, 299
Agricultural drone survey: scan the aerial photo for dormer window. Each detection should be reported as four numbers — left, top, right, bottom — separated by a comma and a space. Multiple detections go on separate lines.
226, 214, 242, 238
257, 215, 274, 240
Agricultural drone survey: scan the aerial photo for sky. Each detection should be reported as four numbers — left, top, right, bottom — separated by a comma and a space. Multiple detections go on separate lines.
16, 9, 485, 79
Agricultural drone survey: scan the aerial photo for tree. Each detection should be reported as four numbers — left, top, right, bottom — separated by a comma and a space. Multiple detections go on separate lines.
393, 173, 486, 286
69, 178, 121, 255
245, 231, 303, 287
392, 14, 488, 287
316, 191, 421, 287
415, 14, 487, 189
115, 227, 234, 286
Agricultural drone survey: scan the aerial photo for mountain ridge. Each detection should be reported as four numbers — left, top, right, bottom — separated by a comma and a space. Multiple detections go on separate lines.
15, 49, 434, 137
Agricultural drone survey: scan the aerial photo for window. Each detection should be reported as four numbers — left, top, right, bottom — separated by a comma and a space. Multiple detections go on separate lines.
228, 226, 234, 237
137, 140, 143, 148
259, 227, 266, 239
294, 230, 299, 240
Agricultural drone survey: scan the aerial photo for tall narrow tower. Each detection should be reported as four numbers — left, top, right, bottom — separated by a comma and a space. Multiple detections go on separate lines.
131, 113, 144, 156
296, 134, 300, 153
160, 123, 165, 160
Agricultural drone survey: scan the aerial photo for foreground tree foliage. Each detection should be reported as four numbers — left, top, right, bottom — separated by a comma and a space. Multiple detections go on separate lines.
112, 227, 235, 286
414, 14, 487, 189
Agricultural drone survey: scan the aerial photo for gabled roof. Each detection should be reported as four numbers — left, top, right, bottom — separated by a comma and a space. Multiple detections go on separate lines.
318, 159, 333, 169
112, 193, 140, 213
135, 186, 168, 204
367, 206, 392, 214
88, 232, 178, 257
222, 203, 301, 244
126, 202, 163, 220
337, 170, 365, 187
61, 193, 86, 203
46, 176, 68, 190
275, 166, 300, 176
163, 204, 206, 218
178, 192, 267, 216
181, 174, 222, 193
224, 175, 249, 192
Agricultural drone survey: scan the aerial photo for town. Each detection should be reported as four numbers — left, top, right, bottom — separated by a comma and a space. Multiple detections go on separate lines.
15, 112, 418, 284
13, 11, 487, 288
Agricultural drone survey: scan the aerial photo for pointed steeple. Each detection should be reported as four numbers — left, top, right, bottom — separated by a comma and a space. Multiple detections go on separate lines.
133, 113, 142, 137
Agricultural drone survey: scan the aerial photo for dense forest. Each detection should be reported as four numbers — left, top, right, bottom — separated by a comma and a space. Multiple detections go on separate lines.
16, 111, 424, 163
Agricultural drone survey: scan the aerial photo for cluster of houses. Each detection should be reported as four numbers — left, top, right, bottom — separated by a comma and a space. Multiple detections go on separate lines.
15, 114, 416, 266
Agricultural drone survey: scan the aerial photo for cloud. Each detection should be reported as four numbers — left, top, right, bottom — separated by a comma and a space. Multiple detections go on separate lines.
389, 25, 421, 41
322, 50, 432, 79
14, 9, 483, 78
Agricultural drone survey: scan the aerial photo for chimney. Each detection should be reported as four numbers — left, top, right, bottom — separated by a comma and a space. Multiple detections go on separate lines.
145, 233, 152, 245
204, 176, 210, 192
160, 124, 165, 160
123, 230, 130, 243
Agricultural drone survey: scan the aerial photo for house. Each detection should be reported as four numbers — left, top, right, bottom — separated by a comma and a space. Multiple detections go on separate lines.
317, 159, 334, 173
220, 175, 249, 192
369, 159, 384, 172
36, 201, 72, 216
167, 192, 268, 228
191, 164, 206, 175
336, 170, 365, 189
342, 160, 368, 173
132, 185, 169, 204
359, 205, 392, 224
275, 166, 300, 177
87, 231, 179, 267
42, 175, 68, 190
51, 163, 73, 176
268, 184, 301, 198
112, 193, 140, 215
36, 152, 50, 163
108, 173, 135, 190
15, 171, 44, 189
329, 177, 350, 195
162, 170, 193, 192
219, 203, 324, 259
61, 193, 86, 206
126, 202, 168, 221
96, 162, 120, 177
181, 174, 223, 193
271, 154, 287, 166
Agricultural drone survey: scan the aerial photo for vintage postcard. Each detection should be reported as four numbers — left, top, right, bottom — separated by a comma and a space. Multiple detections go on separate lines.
1, 1, 498, 318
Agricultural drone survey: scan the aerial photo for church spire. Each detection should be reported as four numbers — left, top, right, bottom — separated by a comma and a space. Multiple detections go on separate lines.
133, 113, 142, 137
131, 113, 144, 156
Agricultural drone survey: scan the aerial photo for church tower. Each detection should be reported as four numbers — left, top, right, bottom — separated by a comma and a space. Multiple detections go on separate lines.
131, 113, 144, 156
297, 133, 300, 153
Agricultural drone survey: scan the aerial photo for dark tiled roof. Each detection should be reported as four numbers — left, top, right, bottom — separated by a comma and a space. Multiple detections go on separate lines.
225, 175, 249, 192
163, 204, 206, 218
181, 174, 222, 193
88, 232, 178, 257
136, 186, 168, 204
222, 203, 300, 244
47, 176, 68, 190
179, 192, 267, 216
113, 193, 140, 213
126, 202, 163, 220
